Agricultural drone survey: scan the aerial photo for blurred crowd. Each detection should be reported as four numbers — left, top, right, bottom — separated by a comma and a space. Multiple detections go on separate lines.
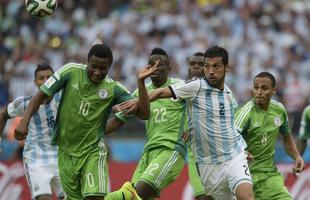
1, 0, 310, 137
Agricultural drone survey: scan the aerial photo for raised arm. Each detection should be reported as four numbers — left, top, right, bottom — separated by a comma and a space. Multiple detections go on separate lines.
14, 91, 49, 140
282, 134, 304, 174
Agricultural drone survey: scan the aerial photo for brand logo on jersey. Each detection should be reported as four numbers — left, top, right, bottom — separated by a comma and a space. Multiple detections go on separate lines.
72, 83, 79, 90
34, 183, 40, 191
45, 77, 56, 88
274, 117, 281, 127
98, 89, 109, 99
253, 122, 260, 128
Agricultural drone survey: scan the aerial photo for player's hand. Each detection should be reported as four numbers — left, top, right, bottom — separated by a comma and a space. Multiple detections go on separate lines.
292, 156, 304, 175
14, 121, 28, 140
182, 131, 190, 142
246, 151, 254, 163
116, 99, 138, 115
138, 60, 160, 80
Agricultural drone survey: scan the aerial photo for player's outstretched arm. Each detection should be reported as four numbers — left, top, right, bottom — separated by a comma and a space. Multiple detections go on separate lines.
135, 61, 159, 120
282, 134, 305, 174
105, 117, 125, 134
14, 91, 49, 140
149, 88, 173, 102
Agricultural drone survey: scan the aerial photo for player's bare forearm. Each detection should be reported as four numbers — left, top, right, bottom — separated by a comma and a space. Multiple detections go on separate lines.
0, 106, 9, 138
149, 88, 173, 102
136, 78, 150, 120
14, 91, 49, 140
105, 117, 125, 134
282, 134, 302, 160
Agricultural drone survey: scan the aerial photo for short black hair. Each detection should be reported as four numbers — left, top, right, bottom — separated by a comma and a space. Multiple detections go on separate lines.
150, 47, 169, 65
204, 46, 229, 65
34, 62, 54, 79
254, 72, 276, 87
88, 44, 113, 65
193, 52, 204, 57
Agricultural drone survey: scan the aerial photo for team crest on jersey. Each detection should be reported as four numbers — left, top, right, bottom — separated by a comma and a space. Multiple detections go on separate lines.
45, 77, 56, 88
98, 89, 109, 99
274, 116, 281, 127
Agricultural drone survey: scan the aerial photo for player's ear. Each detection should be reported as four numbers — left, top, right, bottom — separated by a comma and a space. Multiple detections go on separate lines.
225, 64, 229, 72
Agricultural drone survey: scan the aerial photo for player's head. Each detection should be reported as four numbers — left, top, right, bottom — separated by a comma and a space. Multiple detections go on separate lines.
204, 46, 229, 89
253, 72, 276, 109
148, 47, 170, 83
34, 62, 54, 88
188, 52, 204, 79
87, 44, 113, 84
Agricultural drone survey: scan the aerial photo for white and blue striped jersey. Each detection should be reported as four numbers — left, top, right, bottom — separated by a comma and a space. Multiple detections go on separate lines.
7, 93, 61, 165
170, 78, 247, 164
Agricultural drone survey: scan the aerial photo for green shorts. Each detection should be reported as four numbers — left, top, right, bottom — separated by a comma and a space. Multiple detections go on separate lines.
187, 147, 205, 197
58, 142, 108, 200
131, 147, 185, 197
252, 171, 292, 200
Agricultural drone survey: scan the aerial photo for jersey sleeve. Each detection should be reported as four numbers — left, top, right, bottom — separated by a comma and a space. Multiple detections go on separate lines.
234, 102, 252, 135
169, 79, 200, 101
279, 106, 291, 136
40, 63, 75, 96
7, 97, 28, 118
113, 81, 135, 104
299, 106, 310, 140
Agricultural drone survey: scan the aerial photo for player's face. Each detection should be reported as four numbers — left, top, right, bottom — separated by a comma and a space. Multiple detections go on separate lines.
148, 55, 170, 81
188, 55, 204, 78
34, 69, 53, 88
204, 56, 227, 89
253, 77, 275, 108
87, 55, 111, 84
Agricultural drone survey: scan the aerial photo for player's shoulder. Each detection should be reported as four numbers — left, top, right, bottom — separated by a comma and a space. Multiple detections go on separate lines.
10, 95, 32, 108
57, 62, 86, 74
303, 105, 310, 113
270, 99, 286, 111
170, 77, 185, 84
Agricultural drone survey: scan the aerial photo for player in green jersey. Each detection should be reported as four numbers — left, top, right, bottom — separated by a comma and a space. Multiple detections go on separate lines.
187, 52, 212, 200
13, 44, 155, 200
106, 48, 188, 200
297, 105, 310, 156
235, 72, 304, 200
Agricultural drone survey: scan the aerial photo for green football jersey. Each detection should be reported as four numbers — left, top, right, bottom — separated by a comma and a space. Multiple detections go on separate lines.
117, 78, 188, 158
41, 63, 134, 157
235, 99, 290, 172
299, 105, 310, 140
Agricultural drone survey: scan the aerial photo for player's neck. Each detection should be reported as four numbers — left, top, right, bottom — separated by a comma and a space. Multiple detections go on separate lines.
152, 77, 168, 88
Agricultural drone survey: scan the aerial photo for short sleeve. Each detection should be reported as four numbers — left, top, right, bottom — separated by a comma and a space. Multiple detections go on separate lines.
114, 81, 135, 105
280, 107, 291, 136
299, 106, 310, 140
170, 79, 201, 101
7, 97, 27, 118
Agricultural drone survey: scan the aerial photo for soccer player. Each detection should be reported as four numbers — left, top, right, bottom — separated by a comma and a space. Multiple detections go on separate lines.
118, 46, 254, 200
106, 47, 188, 200
187, 52, 212, 200
0, 63, 64, 200
297, 105, 310, 156
14, 44, 153, 200
235, 72, 304, 200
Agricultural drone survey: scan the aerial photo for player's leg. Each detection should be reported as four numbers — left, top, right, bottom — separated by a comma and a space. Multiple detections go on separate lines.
187, 148, 213, 200
58, 149, 83, 200
50, 163, 65, 200
227, 151, 254, 200
23, 163, 54, 200
132, 148, 185, 199
252, 171, 292, 200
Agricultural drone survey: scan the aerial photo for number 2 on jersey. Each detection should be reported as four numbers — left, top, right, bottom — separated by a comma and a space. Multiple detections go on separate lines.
154, 107, 167, 123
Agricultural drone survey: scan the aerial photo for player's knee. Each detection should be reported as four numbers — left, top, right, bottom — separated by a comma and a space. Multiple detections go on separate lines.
36, 195, 53, 200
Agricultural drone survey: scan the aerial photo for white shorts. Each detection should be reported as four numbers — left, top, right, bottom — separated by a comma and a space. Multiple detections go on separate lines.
197, 151, 252, 200
24, 163, 64, 199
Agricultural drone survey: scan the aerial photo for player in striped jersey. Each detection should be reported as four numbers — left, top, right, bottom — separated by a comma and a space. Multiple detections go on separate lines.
13, 44, 152, 200
297, 105, 310, 156
235, 72, 304, 200
118, 46, 254, 200
0, 63, 64, 200
187, 52, 212, 200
